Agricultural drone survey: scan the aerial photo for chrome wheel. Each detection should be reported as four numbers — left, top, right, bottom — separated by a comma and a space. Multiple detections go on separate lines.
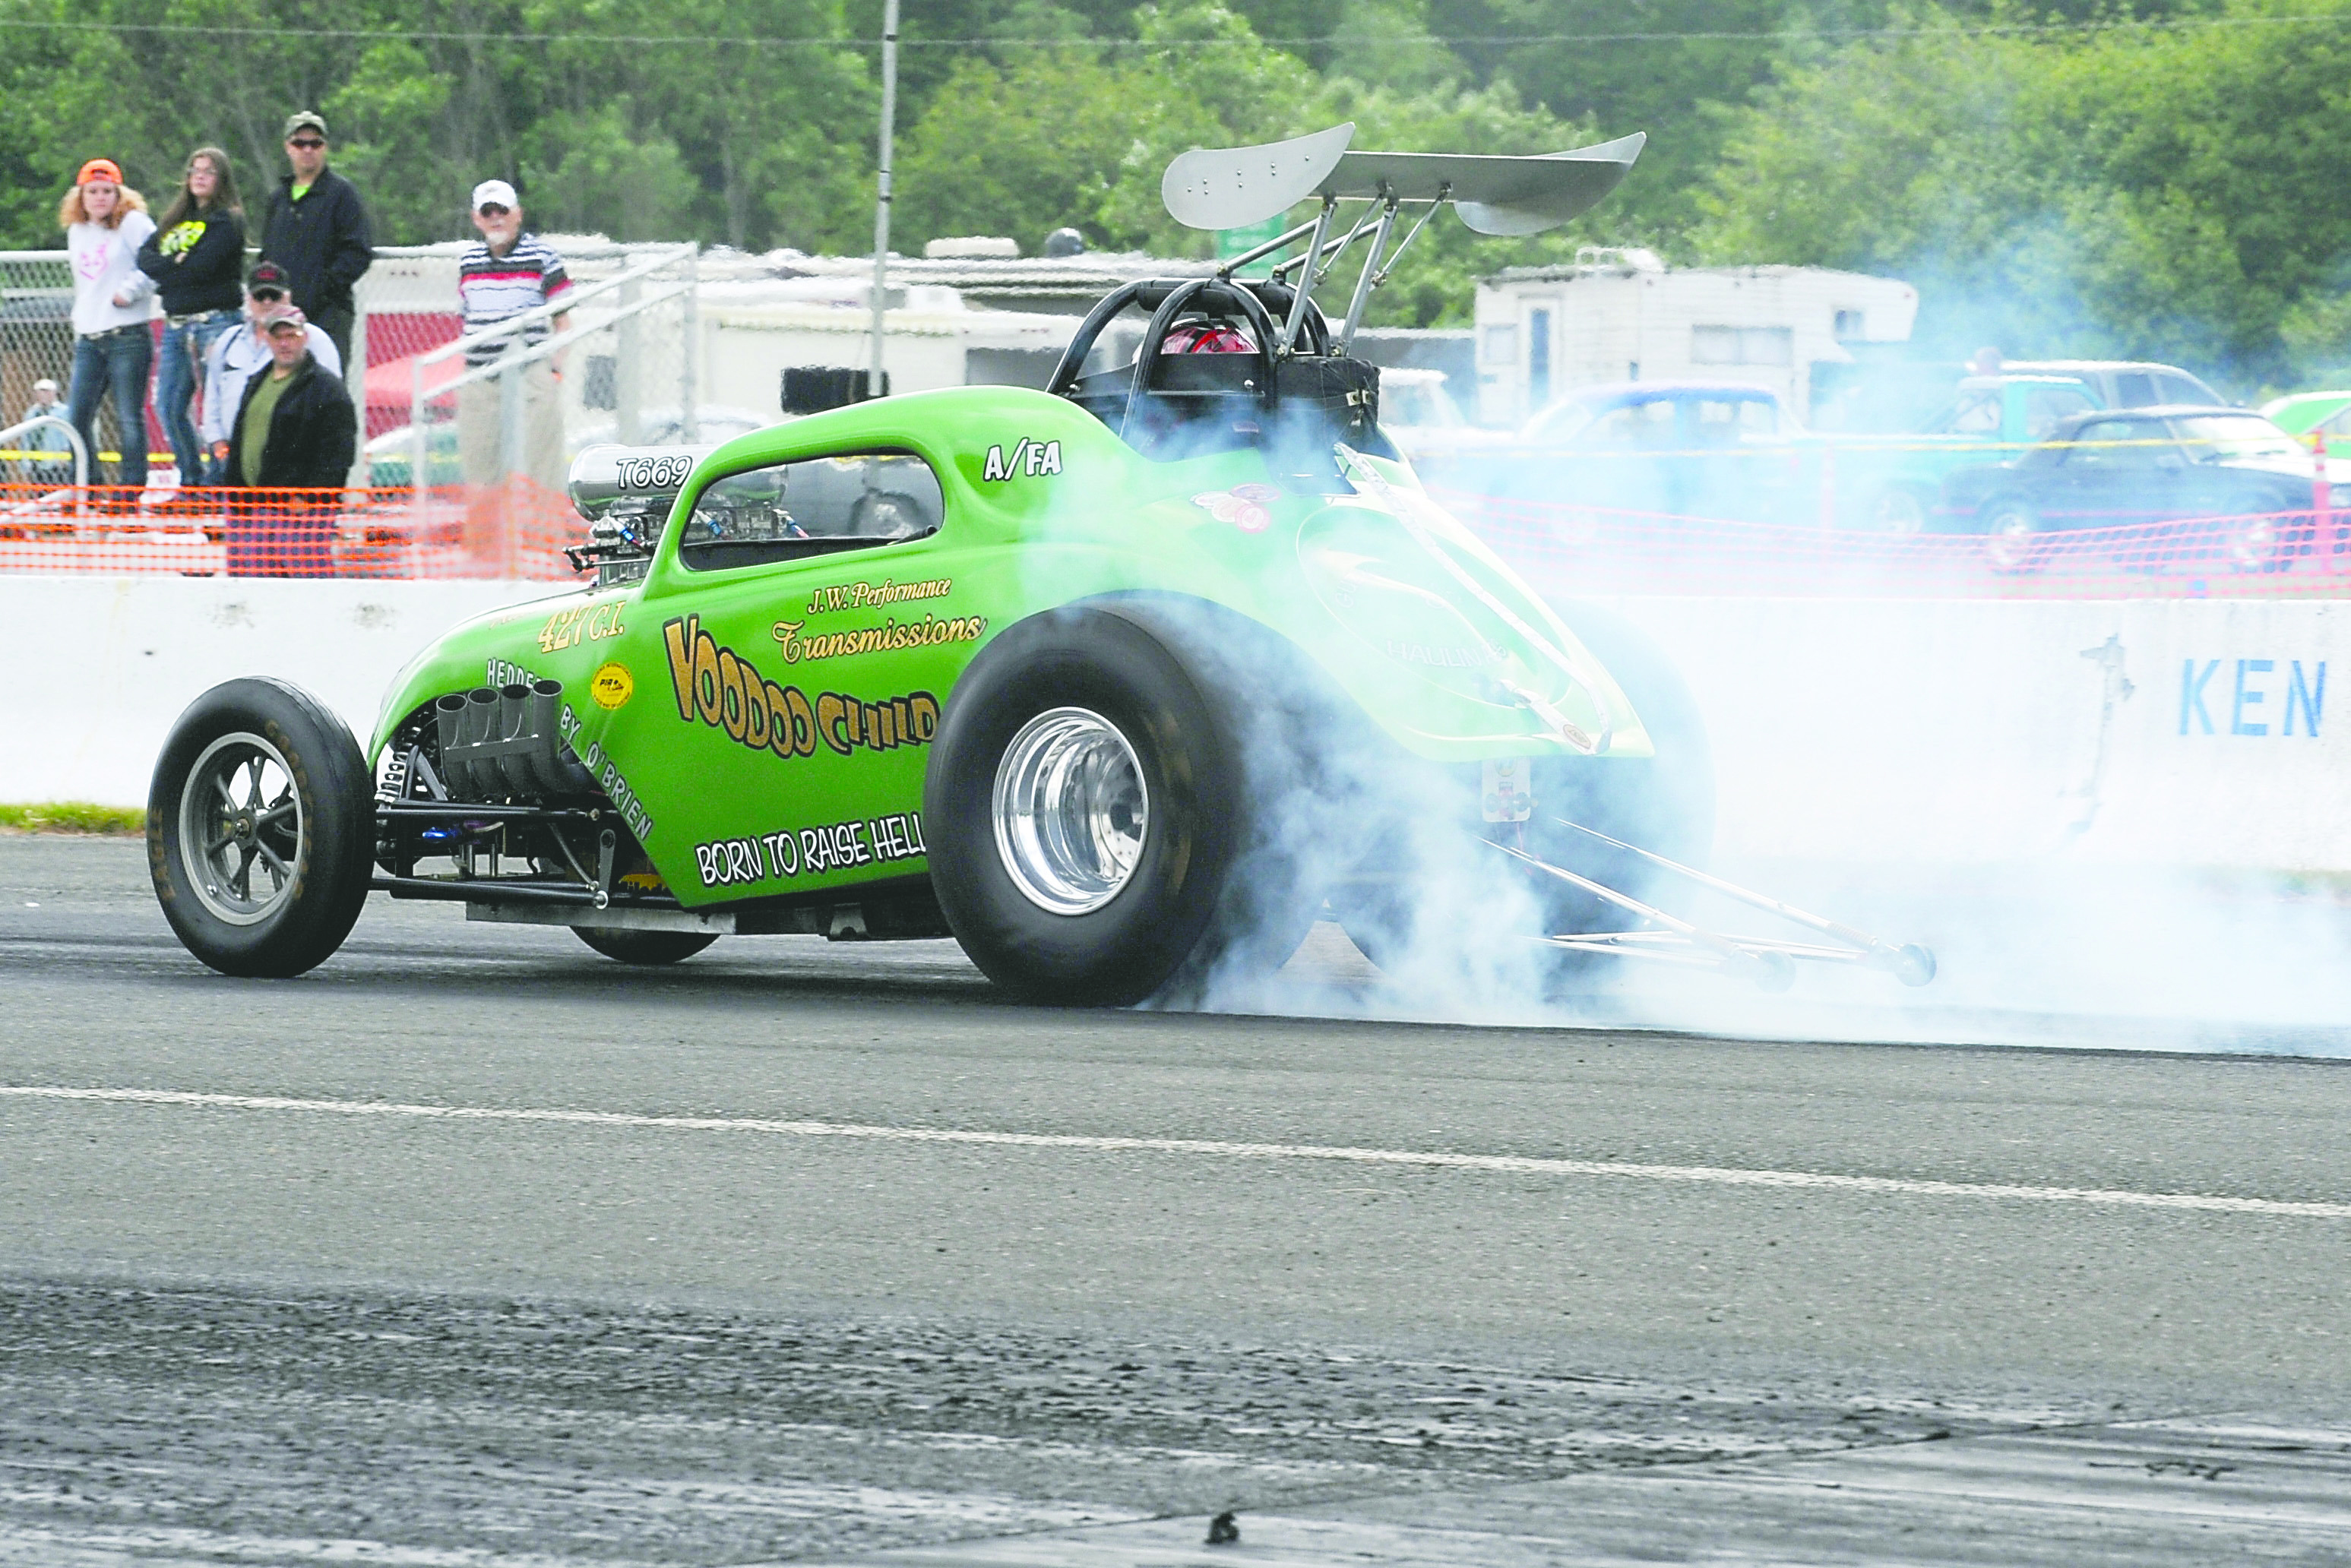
2226, 515, 2280, 572
1868, 485, 1927, 536
1982, 501, 2039, 572
991, 706, 1149, 916
179, 731, 304, 925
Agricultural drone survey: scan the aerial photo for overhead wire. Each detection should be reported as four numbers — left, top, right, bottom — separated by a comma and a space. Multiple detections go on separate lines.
1, 10, 2347, 50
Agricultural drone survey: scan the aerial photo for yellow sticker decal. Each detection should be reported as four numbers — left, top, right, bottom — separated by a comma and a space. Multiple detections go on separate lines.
590, 661, 635, 710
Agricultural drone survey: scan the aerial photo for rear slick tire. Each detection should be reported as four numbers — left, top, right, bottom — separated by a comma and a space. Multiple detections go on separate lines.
147, 677, 376, 978
924, 604, 1310, 1007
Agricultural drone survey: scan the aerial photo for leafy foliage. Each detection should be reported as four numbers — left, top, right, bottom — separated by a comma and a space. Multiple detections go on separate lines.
1694, 2, 2351, 391
0, 0, 869, 250
5, 0, 2350, 375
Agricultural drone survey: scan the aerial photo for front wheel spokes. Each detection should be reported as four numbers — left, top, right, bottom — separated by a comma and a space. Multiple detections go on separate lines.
257, 795, 299, 833
230, 840, 260, 900
254, 839, 291, 883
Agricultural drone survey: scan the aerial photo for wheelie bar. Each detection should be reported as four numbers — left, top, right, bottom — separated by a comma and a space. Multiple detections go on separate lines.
1489, 824, 1936, 991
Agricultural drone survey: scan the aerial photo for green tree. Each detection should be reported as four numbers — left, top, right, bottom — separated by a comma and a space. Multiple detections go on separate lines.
327, 43, 463, 242
893, 3, 1306, 255
1423, 0, 1818, 247
1694, 2, 2351, 390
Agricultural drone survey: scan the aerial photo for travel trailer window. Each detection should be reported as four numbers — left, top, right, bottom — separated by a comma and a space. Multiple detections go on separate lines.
1691, 326, 1793, 367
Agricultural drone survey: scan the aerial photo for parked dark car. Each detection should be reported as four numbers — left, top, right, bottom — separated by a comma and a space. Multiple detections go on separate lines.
1938, 406, 2340, 571
1485, 381, 1799, 522
1799, 373, 2103, 533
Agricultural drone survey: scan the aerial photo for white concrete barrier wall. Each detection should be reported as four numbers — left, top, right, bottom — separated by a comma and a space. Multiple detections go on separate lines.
1, 577, 559, 808
1600, 596, 2345, 873
4, 577, 2342, 873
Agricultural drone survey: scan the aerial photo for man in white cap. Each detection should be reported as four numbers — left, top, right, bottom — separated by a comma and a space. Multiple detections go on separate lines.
456, 178, 572, 498
14, 377, 75, 479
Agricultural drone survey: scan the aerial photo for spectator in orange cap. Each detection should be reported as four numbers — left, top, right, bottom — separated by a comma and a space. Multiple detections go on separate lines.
61, 157, 157, 501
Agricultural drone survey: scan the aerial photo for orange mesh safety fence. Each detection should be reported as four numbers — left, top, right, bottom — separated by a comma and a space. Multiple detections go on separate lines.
0, 479, 588, 580
1444, 488, 2351, 600
8, 473, 2351, 597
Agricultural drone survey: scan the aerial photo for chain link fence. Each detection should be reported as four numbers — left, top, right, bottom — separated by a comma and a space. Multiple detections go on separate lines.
1, 251, 166, 485
355, 240, 700, 481
0, 240, 704, 577
356, 241, 701, 574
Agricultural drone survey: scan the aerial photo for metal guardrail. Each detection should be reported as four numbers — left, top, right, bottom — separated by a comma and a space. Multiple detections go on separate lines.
405, 243, 699, 493
0, 414, 87, 488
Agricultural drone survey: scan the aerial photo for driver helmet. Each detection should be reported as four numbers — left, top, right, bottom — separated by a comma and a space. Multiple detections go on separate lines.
1160, 320, 1255, 355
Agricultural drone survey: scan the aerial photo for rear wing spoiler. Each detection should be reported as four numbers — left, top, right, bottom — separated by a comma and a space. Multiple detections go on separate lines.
1163, 123, 1645, 236
1160, 122, 1644, 351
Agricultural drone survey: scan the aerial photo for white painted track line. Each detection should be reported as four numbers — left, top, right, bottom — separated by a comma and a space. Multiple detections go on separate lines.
5, 1085, 2347, 1219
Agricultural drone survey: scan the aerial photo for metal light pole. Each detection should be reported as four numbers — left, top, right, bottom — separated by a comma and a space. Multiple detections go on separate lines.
868, 0, 898, 400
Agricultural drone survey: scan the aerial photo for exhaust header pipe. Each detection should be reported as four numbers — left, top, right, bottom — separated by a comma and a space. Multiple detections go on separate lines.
435, 678, 594, 801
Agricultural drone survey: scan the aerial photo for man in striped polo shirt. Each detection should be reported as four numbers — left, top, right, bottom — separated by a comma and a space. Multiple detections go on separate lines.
456, 179, 572, 495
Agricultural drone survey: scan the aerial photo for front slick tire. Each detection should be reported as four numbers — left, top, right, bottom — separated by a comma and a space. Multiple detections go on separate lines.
926, 605, 1276, 1007
147, 678, 375, 977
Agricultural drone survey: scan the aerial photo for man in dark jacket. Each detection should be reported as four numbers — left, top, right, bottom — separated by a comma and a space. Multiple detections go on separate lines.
257, 111, 373, 366
224, 308, 356, 576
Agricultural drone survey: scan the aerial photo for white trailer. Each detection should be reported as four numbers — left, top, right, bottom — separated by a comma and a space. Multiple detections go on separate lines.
1473, 250, 1918, 427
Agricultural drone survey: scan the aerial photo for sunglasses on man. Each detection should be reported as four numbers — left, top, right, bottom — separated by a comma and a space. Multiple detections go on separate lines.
286, 138, 326, 150
477, 203, 511, 217
251, 287, 286, 302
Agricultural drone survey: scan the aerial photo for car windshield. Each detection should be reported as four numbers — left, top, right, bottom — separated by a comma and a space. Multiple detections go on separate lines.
1692, 397, 1776, 438
2170, 415, 2301, 461
1526, 399, 1603, 442
1544, 397, 1679, 446
1943, 390, 2001, 435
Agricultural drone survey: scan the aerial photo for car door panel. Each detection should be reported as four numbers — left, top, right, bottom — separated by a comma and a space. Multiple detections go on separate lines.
583, 448, 981, 906
2050, 419, 2178, 530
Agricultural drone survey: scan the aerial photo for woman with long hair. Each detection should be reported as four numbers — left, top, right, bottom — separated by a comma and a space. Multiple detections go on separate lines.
138, 147, 245, 488
60, 159, 157, 500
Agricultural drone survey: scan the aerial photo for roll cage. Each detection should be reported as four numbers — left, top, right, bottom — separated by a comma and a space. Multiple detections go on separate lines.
1048, 122, 1647, 478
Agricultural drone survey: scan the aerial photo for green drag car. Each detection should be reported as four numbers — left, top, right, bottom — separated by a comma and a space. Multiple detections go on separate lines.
147, 125, 1932, 1005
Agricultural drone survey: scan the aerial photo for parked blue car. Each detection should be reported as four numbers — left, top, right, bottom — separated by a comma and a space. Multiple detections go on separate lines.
1479, 381, 1800, 522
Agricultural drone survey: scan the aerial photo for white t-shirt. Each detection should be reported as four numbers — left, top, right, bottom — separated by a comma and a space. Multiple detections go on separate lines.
67, 212, 158, 334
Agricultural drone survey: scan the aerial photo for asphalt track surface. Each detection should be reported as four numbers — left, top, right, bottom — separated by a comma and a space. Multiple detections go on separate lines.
2, 835, 2347, 1566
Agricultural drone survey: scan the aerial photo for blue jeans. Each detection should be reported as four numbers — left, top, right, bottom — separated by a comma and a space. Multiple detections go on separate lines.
157, 310, 238, 485
68, 326, 153, 493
